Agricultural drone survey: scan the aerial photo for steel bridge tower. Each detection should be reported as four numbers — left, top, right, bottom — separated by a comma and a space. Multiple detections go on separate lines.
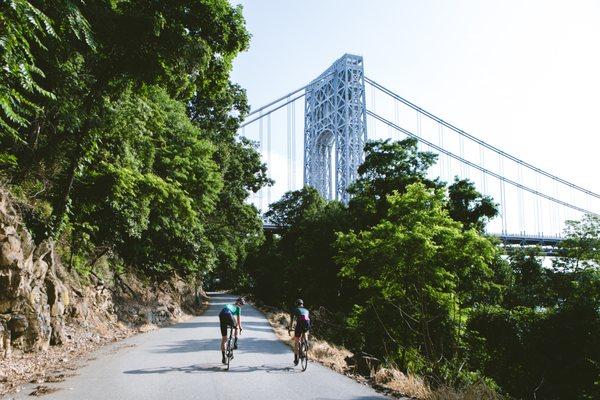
304, 54, 368, 203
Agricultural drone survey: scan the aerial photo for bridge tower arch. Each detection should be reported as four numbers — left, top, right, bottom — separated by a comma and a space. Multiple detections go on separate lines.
304, 54, 367, 203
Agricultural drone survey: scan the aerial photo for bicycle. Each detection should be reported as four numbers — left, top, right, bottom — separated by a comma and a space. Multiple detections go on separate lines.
289, 325, 309, 371
299, 332, 309, 371
225, 325, 235, 370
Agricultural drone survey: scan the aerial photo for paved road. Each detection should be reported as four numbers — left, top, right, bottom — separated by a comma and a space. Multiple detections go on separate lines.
7, 293, 389, 400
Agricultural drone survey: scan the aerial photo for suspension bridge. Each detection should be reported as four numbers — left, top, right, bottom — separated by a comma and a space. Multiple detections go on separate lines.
239, 54, 600, 246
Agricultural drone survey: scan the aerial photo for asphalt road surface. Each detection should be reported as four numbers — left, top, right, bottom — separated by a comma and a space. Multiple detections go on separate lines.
7, 293, 390, 400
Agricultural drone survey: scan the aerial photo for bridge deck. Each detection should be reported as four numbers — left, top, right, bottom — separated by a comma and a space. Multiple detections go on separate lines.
265, 224, 563, 247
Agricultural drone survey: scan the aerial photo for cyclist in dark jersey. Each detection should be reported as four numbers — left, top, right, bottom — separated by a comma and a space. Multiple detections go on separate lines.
289, 299, 311, 366
219, 297, 244, 364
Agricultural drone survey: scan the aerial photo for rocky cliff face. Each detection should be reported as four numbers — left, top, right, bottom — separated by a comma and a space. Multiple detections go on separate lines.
0, 188, 210, 395
0, 190, 70, 356
0, 187, 206, 370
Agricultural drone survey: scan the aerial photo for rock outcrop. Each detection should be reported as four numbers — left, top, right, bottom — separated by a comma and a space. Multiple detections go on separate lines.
0, 186, 206, 368
0, 187, 211, 396
0, 190, 69, 356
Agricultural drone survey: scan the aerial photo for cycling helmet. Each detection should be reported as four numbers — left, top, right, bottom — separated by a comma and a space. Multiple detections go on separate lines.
295, 299, 304, 307
235, 297, 245, 305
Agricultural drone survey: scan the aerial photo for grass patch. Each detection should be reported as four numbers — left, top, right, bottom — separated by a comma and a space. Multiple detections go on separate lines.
262, 310, 352, 373
373, 366, 431, 398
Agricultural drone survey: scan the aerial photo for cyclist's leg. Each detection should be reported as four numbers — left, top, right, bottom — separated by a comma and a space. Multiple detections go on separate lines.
292, 335, 300, 364
219, 317, 228, 363
301, 320, 310, 355
305, 327, 310, 344
219, 315, 228, 351
304, 320, 311, 348
293, 336, 300, 355
293, 323, 302, 355
293, 321, 305, 364
229, 314, 239, 349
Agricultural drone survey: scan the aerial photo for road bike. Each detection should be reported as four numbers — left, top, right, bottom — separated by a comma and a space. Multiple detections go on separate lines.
299, 332, 309, 371
225, 325, 235, 370
289, 325, 310, 371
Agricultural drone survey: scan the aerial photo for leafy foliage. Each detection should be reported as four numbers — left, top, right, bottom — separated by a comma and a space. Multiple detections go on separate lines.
2, 1, 267, 282
557, 214, 600, 270
243, 137, 599, 398
69, 86, 222, 275
348, 138, 441, 228
468, 218, 600, 399
337, 183, 498, 372
469, 268, 600, 399
447, 177, 498, 232
0, 0, 54, 149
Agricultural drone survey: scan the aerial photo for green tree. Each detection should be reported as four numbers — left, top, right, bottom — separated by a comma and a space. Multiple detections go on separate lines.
348, 138, 441, 227
469, 269, 600, 399
2, 0, 267, 284
189, 77, 270, 284
244, 187, 355, 338
0, 0, 92, 170
469, 214, 600, 399
447, 177, 498, 232
503, 248, 556, 308
204, 136, 270, 287
265, 186, 326, 229
557, 214, 600, 270
0, 0, 53, 140
19, 0, 252, 233
70, 86, 221, 276
337, 183, 498, 372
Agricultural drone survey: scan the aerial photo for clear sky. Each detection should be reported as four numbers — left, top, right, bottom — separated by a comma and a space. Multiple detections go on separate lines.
230, 0, 600, 231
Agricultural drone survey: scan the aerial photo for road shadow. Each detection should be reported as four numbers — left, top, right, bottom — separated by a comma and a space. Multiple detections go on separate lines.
123, 363, 222, 375
240, 321, 275, 333
152, 338, 220, 353
168, 320, 273, 332
243, 325, 275, 333
152, 337, 290, 355
243, 321, 273, 327
123, 363, 301, 375
168, 321, 221, 329
314, 397, 388, 400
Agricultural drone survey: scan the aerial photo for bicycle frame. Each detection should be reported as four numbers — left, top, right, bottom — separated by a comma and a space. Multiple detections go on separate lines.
225, 325, 235, 370
299, 333, 309, 371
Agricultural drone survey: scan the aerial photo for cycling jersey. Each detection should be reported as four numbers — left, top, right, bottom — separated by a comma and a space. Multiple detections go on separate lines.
221, 304, 241, 317
291, 307, 310, 321
219, 304, 240, 336
291, 307, 311, 338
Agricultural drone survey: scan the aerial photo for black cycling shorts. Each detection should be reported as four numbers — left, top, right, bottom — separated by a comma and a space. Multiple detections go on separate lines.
219, 311, 236, 337
294, 319, 311, 338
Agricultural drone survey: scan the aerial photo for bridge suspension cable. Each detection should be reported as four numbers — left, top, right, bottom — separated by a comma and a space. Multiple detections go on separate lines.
365, 77, 600, 200
239, 71, 598, 236
245, 84, 310, 118
367, 110, 600, 217
240, 93, 305, 129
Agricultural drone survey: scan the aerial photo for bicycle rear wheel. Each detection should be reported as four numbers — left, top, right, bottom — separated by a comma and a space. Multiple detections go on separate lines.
226, 334, 232, 370
300, 338, 308, 371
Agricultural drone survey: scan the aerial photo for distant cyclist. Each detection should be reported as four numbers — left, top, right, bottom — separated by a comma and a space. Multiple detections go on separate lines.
219, 297, 244, 364
288, 299, 311, 366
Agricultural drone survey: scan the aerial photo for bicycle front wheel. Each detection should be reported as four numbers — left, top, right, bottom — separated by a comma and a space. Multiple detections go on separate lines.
300, 340, 308, 371
226, 339, 232, 370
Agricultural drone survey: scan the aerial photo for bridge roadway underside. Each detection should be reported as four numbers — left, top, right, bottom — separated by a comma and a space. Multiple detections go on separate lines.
263, 225, 563, 255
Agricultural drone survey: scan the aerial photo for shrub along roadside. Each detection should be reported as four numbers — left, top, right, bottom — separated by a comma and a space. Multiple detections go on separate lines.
254, 299, 499, 400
